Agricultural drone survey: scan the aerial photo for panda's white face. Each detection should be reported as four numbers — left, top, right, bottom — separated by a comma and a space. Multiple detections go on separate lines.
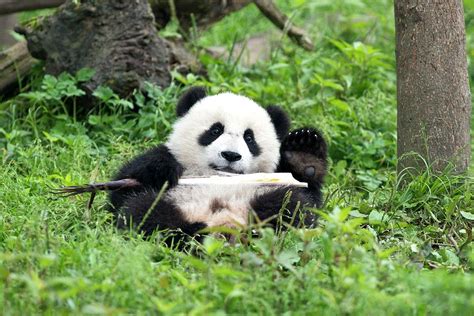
166, 93, 281, 176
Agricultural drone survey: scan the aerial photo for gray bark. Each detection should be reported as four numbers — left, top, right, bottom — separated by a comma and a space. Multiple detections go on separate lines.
0, 14, 17, 48
0, 41, 35, 91
395, 0, 471, 175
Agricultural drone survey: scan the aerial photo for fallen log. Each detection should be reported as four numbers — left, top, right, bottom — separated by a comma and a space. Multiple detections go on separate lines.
0, 41, 36, 92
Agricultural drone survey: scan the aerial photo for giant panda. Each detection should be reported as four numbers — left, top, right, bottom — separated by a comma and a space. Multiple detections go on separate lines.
109, 86, 327, 242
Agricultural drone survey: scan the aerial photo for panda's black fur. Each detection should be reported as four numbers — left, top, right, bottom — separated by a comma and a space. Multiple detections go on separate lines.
109, 87, 327, 243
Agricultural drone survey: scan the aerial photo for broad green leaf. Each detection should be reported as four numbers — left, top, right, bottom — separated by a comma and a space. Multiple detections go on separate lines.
93, 86, 116, 102
368, 210, 387, 225
329, 98, 351, 112
460, 211, 474, 221
75, 68, 96, 82
276, 250, 300, 269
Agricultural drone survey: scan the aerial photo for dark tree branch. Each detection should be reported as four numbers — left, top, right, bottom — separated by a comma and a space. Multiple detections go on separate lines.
151, 0, 253, 31
253, 0, 314, 50
0, 0, 65, 15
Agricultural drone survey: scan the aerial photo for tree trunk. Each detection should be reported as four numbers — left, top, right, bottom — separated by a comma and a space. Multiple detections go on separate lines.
395, 0, 471, 175
19, 0, 172, 97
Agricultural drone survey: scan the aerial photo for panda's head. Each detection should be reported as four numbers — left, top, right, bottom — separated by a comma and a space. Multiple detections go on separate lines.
166, 87, 290, 175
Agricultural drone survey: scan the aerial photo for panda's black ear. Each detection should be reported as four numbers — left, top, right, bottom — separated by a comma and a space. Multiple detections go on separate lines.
176, 86, 207, 117
266, 105, 290, 141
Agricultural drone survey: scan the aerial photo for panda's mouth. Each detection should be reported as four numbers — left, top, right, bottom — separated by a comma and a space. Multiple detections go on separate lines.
209, 164, 243, 174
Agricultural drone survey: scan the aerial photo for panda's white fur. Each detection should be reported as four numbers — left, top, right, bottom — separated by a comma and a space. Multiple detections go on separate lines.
165, 185, 269, 229
167, 92, 281, 176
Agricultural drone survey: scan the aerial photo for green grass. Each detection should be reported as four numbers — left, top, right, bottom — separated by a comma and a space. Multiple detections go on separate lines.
1, 0, 474, 314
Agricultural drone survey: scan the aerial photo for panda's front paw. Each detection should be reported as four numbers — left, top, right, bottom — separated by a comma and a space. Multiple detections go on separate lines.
280, 128, 327, 187
282, 128, 327, 158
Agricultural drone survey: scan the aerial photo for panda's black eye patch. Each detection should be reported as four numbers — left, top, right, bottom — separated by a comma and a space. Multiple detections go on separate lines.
244, 129, 261, 156
244, 132, 254, 144
199, 122, 224, 146
211, 125, 223, 136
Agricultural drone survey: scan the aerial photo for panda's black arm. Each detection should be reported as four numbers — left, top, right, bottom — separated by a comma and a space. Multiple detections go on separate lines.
109, 145, 183, 211
112, 144, 184, 190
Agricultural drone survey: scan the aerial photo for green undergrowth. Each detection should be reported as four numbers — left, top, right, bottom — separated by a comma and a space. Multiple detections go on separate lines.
1, 0, 474, 314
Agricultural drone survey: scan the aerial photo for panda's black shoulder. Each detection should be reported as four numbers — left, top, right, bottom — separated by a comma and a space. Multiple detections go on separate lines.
109, 144, 184, 210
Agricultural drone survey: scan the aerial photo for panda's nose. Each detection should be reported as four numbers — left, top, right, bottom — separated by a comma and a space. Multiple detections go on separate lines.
221, 151, 242, 162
